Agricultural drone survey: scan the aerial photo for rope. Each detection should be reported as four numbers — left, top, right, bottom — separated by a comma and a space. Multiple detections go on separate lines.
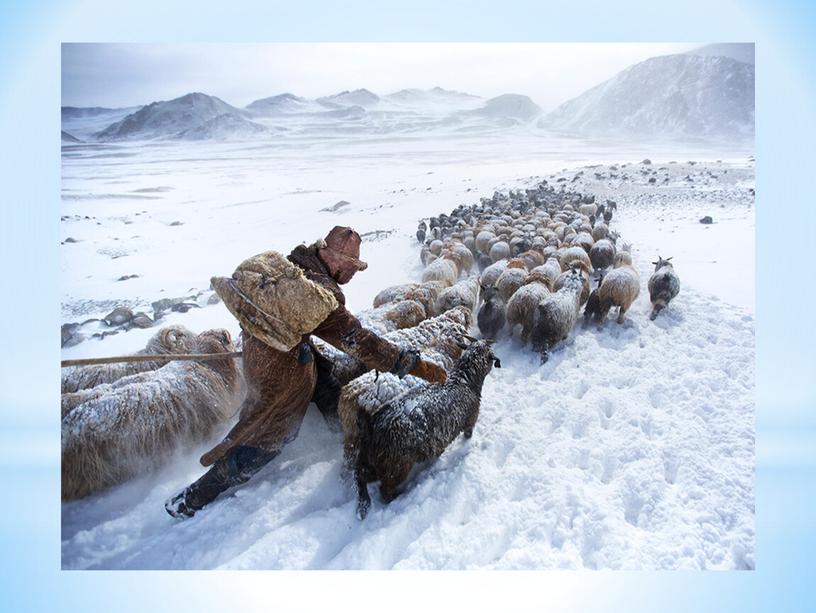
61, 351, 243, 368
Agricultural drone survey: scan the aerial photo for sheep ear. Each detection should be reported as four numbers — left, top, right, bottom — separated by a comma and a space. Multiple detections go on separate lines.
651, 260, 658, 265
666, 257, 673, 261
463, 334, 478, 342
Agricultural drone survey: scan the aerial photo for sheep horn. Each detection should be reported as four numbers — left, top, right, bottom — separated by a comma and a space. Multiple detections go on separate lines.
463, 334, 478, 342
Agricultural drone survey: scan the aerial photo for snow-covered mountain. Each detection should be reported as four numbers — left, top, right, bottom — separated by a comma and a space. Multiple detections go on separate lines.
544, 54, 754, 139
245, 93, 314, 116
317, 88, 380, 108
172, 113, 273, 141
689, 43, 754, 65
61, 130, 81, 143
472, 94, 542, 121
95, 93, 246, 141
61, 106, 141, 140
69, 87, 542, 141
385, 86, 481, 106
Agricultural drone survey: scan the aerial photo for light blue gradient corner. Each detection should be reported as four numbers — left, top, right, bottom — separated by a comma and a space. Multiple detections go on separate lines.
1, 0, 814, 611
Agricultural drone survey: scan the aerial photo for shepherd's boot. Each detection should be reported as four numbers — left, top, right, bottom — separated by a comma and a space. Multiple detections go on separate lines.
165, 446, 278, 519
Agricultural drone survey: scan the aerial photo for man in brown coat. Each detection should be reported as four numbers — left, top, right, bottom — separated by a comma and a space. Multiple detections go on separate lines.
166, 226, 446, 518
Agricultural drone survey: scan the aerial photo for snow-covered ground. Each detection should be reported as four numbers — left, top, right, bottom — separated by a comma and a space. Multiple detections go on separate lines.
60, 133, 754, 570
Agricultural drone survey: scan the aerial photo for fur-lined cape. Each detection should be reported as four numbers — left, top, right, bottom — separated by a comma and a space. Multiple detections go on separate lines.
212, 250, 338, 352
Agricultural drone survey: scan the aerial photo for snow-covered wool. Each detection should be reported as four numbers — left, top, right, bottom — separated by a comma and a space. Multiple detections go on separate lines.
614, 246, 633, 267
573, 232, 595, 254
421, 257, 458, 286
419, 244, 437, 267
354, 339, 500, 519
495, 267, 528, 303
559, 245, 593, 273
648, 257, 680, 320
579, 203, 597, 217
592, 222, 609, 242
555, 262, 591, 305
489, 240, 511, 262
356, 300, 427, 335
597, 257, 641, 324
509, 236, 530, 257
506, 257, 529, 270
589, 238, 616, 270
61, 329, 241, 500
337, 307, 473, 469
477, 285, 506, 340
429, 239, 444, 255
405, 281, 448, 317
475, 230, 496, 254
506, 272, 552, 344
372, 282, 421, 308
479, 259, 508, 287
449, 242, 474, 275
61, 326, 200, 394
533, 256, 563, 289
517, 249, 545, 269
531, 269, 584, 362
436, 275, 481, 315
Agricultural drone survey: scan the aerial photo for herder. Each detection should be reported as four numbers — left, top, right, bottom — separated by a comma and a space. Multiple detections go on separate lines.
166, 226, 446, 518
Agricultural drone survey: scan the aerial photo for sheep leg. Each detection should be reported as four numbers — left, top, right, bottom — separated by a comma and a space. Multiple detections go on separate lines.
380, 462, 413, 503
650, 304, 663, 320
463, 407, 480, 439
355, 465, 372, 520
520, 324, 530, 346
616, 306, 626, 324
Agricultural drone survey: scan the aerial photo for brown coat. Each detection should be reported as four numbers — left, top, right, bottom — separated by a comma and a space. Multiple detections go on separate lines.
200, 244, 402, 466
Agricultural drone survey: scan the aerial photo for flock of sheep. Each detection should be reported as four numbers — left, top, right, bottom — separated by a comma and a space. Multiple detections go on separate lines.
60, 179, 681, 520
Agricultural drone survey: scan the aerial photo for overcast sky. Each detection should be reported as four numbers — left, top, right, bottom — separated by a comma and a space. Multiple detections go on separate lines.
62, 43, 697, 111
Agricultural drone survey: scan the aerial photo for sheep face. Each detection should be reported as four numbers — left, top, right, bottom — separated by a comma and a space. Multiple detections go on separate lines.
652, 256, 674, 272
455, 339, 501, 388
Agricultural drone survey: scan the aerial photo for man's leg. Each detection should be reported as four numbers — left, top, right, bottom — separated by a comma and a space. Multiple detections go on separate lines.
165, 445, 279, 518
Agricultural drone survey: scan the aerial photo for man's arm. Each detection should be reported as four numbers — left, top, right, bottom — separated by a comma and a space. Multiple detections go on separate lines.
313, 305, 446, 382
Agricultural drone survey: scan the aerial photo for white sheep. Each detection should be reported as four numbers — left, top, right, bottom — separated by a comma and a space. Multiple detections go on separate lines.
61, 325, 199, 394
421, 257, 458, 286
61, 329, 241, 500
597, 251, 641, 324
356, 300, 428, 335
479, 259, 508, 287
530, 269, 584, 362
436, 275, 481, 315
505, 272, 552, 343
495, 267, 528, 303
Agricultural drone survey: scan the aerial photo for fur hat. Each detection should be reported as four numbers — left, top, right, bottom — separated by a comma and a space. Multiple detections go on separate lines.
318, 226, 368, 284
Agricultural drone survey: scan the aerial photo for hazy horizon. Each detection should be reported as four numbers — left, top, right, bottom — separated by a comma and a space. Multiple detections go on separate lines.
61, 42, 698, 111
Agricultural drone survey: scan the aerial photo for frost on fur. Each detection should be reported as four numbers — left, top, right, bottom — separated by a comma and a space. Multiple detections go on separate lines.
61, 325, 199, 394
61, 329, 241, 500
